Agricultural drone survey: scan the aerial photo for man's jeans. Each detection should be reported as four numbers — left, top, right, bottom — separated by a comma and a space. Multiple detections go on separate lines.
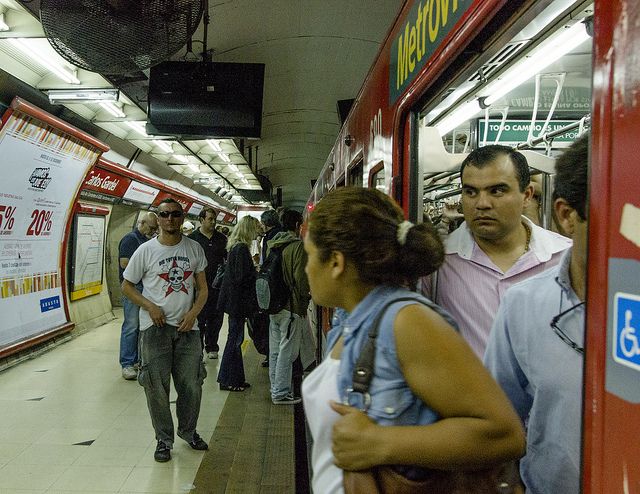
120, 286, 142, 368
268, 310, 303, 400
138, 325, 207, 447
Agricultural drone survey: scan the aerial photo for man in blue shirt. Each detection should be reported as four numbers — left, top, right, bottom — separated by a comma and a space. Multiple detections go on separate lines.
484, 134, 589, 493
118, 211, 158, 380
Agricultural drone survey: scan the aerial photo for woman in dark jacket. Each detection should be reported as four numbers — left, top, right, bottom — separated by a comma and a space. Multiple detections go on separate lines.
217, 215, 262, 391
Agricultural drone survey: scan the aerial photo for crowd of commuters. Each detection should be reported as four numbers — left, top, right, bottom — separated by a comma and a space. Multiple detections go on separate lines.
114, 135, 589, 492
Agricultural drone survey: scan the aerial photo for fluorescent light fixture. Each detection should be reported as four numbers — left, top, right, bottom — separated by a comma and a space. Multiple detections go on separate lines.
7, 38, 80, 84
99, 101, 125, 118
188, 163, 200, 173
481, 21, 590, 106
0, 13, 10, 32
173, 154, 189, 163
434, 100, 482, 136
152, 139, 173, 153
125, 120, 148, 136
218, 153, 231, 163
48, 88, 119, 103
207, 139, 222, 152
228, 164, 239, 173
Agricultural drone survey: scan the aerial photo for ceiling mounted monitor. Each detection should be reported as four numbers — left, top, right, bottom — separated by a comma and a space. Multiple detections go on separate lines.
147, 61, 265, 139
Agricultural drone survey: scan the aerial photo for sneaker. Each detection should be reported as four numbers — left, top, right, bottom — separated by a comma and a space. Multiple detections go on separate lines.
207, 351, 218, 359
188, 432, 209, 451
121, 366, 137, 380
154, 441, 171, 462
272, 395, 302, 405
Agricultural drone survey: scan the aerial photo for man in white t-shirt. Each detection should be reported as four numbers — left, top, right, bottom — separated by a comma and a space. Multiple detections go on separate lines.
122, 198, 209, 463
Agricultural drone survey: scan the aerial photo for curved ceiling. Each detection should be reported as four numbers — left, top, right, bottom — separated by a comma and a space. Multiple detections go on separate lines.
8, 0, 401, 210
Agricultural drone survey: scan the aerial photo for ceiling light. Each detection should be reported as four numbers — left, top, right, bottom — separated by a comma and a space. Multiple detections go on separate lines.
481, 21, 590, 106
8, 38, 80, 84
0, 13, 10, 32
228, 164, 239, 172
48, 88, 119, 104
188, 163, 200, 173
218, 153, 231, 163
99, 101, 125, 118
173, 155, 189, 163
125, 120, 148, 136
152, 139, 173, 153
207, 139, 222, 152
434, 100, 482, 136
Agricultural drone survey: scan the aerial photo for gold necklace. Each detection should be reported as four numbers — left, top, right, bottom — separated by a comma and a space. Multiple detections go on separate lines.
524, 224, 532, 252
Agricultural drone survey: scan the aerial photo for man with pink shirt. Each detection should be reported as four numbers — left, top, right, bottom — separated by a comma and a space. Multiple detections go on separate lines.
422, 145, 571, 357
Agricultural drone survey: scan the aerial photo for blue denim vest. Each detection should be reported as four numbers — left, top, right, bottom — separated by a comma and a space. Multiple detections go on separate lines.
326, 285, 458, 426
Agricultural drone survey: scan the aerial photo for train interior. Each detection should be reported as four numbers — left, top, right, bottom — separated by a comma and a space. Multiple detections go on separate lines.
417, 0, 593, 230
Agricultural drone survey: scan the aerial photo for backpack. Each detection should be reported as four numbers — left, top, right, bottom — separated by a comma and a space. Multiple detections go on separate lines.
256, 244, 291, 314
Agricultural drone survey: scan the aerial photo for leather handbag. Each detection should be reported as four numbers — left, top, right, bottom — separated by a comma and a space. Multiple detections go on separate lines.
342, 297, 523, 494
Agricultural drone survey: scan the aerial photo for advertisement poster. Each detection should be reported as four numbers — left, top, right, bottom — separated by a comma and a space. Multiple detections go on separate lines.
0, 110, 101, 350
70, 214, 105, 301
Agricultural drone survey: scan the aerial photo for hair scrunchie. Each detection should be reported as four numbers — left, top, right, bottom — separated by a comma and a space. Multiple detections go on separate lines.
396, 220, 414, 246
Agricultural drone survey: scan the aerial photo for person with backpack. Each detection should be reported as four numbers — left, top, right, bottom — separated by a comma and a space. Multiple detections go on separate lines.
261, 209, 310, 405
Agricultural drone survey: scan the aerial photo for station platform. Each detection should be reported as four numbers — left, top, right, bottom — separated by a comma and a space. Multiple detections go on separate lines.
0, 311, 299, 493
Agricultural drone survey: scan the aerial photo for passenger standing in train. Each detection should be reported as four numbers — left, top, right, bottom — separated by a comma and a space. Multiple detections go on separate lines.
484, 134, 589, 493
421, 145, 571, 357
189, 207, 227, 360
266, 209, 310, 405
301, 187, 525, 494
118, 211, 158, 380
121, 198, 209, 463
216, 215, 262, 392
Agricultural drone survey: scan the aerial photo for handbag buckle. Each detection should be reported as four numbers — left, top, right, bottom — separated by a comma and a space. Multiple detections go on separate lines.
344, 387, 371, 411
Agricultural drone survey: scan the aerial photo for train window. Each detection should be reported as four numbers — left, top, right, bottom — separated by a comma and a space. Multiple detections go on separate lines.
347, 157, 364, 187
368, 161, 385, 192
416, 0, 593, 227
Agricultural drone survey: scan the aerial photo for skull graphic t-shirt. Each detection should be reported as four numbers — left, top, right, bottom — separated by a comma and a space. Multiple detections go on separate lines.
123, 236, 207, 331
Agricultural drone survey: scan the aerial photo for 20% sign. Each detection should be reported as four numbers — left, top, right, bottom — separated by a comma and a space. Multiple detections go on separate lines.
27, 209, 54, 236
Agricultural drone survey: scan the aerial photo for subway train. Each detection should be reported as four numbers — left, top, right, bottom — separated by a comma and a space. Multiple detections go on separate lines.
0, 0, 637, 492
305, 0, 639, 492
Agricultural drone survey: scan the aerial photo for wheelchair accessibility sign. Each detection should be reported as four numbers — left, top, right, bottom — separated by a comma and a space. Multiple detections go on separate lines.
613, 292, 640, 372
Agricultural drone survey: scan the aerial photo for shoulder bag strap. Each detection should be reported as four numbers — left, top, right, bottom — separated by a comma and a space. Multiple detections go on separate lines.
351, 296, 426, 396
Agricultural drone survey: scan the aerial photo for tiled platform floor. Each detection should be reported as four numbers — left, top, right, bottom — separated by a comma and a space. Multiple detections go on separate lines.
0, 310, 231, 494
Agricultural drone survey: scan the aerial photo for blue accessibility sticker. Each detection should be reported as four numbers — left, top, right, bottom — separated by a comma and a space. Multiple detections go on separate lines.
40, 295, 61, 313
613, 292, 640, 372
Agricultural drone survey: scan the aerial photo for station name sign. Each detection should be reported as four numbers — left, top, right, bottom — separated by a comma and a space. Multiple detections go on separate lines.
390, 0, 473, 105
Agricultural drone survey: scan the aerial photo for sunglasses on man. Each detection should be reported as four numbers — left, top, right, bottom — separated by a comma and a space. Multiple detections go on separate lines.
157, 210, 184, 218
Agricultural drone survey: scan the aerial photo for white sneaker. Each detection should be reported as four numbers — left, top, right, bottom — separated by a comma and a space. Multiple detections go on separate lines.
207, 351, 218, 359
122, 366, 137, 380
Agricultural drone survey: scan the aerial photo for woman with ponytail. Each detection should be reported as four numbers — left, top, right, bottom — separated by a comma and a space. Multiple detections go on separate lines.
301, 187, 525, 494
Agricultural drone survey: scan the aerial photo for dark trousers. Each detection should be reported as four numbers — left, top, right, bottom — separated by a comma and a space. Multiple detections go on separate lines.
217, 315, 246, 386
198, 303, 224, 353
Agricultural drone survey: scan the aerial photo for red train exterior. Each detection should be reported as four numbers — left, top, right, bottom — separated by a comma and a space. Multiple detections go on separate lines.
307, 0, 640, 490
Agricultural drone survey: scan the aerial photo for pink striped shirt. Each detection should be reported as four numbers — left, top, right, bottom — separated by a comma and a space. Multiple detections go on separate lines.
421, 218, 571, 358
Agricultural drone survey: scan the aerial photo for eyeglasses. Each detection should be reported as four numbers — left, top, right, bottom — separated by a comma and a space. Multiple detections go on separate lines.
550, 301, 585, 355
157, 210, 183, 219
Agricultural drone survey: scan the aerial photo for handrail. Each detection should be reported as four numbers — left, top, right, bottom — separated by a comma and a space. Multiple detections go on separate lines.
517, 115, 591, 150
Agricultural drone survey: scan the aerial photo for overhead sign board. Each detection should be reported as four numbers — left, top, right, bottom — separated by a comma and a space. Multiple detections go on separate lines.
122, 180, 159, 205
478, 120, 580, 146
